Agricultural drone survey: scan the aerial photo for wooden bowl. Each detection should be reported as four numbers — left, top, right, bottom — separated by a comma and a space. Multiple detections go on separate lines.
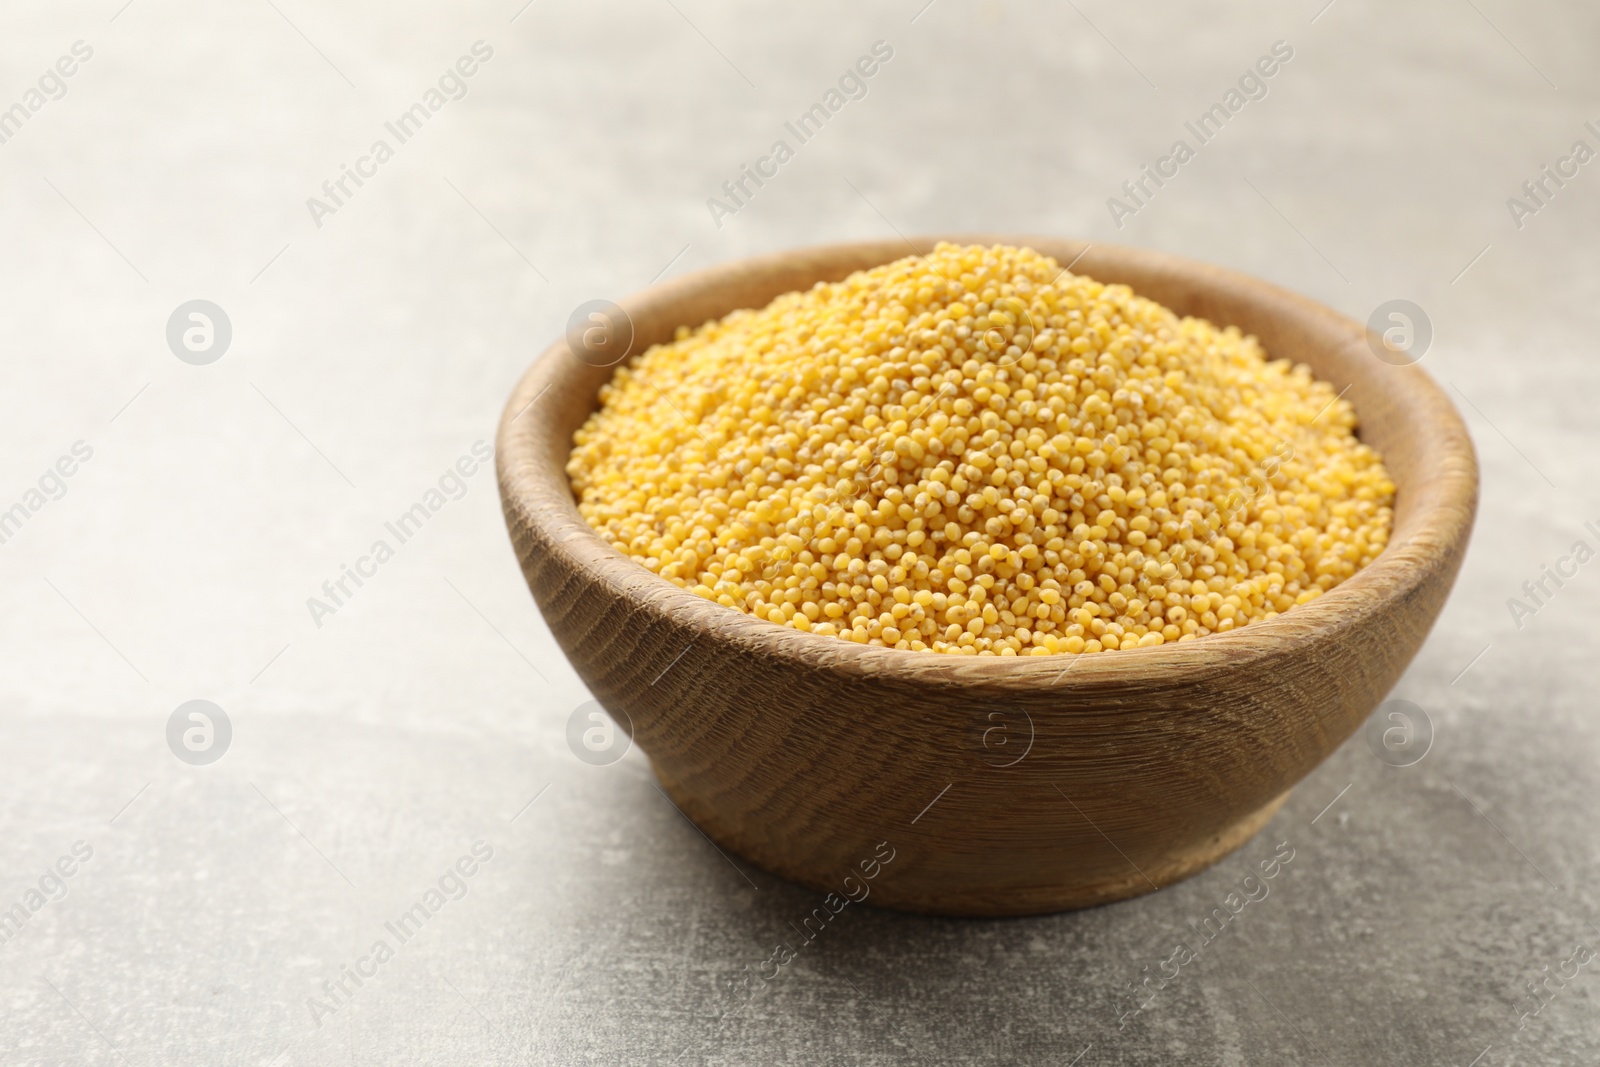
496, 237, 1477, 916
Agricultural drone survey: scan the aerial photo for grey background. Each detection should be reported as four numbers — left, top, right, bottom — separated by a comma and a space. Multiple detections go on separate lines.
1, 0, 1596, 1063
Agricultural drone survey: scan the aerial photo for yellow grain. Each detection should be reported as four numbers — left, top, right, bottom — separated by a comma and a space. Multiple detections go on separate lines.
568, 243, 1394, 656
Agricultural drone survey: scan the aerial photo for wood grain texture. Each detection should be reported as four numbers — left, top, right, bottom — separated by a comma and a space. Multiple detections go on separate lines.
495, 237, 1479, 916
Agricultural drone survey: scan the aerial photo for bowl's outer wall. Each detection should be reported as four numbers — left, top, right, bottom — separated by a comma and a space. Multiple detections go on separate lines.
496, 238, 1478, 915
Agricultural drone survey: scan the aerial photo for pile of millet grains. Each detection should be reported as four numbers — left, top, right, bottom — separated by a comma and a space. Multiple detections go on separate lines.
568, 243, 1393, 656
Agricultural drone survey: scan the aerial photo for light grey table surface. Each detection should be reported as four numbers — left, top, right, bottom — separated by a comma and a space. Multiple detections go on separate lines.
2, 1, 1597, 1063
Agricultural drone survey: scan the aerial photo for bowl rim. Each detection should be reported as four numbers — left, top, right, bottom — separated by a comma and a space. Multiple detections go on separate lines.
496, 236, 1478, 693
